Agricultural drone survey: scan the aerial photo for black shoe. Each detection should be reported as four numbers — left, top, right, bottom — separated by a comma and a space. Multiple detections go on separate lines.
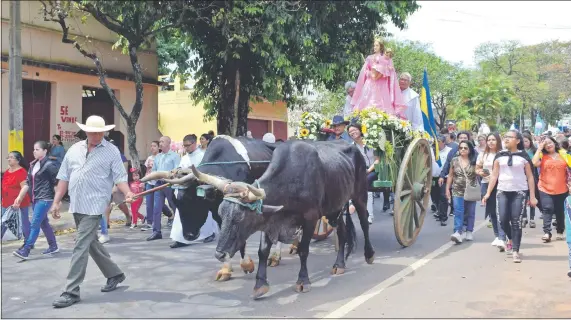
440, 221, 447, 226
382, 204, 390, 212
101, 273, 126, 292
53, 293, 80, 308
146, 232, 162, 241
125, 221, 132, 227
203, 234, 215, 243
431, 204, 437, 213
170, 241, 188, 248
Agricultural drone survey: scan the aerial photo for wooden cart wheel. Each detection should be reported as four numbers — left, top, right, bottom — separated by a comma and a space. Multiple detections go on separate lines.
313, 216, 335, 241
393, 138, 433, 247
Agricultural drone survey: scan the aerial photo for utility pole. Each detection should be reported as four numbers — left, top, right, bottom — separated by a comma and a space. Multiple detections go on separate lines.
9, 0, 23, 155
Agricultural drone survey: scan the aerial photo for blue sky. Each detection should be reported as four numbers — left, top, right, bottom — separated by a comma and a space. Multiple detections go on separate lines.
386, 1, 571, 67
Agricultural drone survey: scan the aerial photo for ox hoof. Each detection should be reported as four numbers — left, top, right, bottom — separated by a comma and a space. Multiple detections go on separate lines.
240, 258, 255, 274
289, 245, 298, 255
331, 267, 345, 275
268, 253, 281, 267
252, 285, 270, 300
366, 256, 375, 264
215, 268, 232, 282
294, 282, 311, 293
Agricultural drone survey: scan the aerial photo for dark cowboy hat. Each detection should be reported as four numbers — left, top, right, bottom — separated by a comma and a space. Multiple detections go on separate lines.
331, 115, 350, 126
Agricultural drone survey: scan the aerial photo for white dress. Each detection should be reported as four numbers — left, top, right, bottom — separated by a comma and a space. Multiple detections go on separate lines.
170, 148, 219, 244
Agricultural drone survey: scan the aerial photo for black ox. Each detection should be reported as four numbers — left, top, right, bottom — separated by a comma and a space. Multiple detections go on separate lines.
190, 139, 375, 299
142, 135, 284, 280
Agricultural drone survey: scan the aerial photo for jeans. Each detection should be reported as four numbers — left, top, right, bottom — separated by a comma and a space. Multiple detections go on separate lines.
24, 200, 57, 249
100, 215, 108, 235
539, 191, 566, 235
436, 183, 449, 222
452, 197, 476, 233
497, 190, 526, 252
152, 181, 176, 233
481, 183, 505, 239
523, 192, 536, 220
1, 206, 30, 240
145, 183, 173, 225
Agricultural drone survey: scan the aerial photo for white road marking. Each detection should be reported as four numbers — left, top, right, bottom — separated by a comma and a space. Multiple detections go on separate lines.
322, 220, 488, 319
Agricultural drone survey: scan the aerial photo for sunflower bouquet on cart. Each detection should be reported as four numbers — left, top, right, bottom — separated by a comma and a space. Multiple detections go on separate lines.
349, 107, 431, 185
296, 112, 332, 141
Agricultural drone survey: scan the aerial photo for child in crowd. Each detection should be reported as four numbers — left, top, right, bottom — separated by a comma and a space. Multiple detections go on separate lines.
129, 167, 145, 228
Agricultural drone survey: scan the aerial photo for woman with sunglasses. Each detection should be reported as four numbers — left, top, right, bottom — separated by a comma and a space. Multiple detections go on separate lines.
476, 132, 506, 250
532, 136, 570, 242
446, 140, 478, 244
2, 151, 31, 244
483, 130, 538, 263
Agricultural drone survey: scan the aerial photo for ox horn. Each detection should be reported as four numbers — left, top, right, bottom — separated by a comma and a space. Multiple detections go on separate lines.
246, 184, 266, 201
140, 171, 170, 182
190, 165, 229, 191
163, 173, 196, 185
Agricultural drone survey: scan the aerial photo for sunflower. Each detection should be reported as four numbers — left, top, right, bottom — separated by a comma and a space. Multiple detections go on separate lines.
325, 119, 332, 127
361, 124, 368, 134
299, 128, 310, 137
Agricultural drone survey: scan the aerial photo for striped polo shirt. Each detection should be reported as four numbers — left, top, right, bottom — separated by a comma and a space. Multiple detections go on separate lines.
57, 138, 128, 215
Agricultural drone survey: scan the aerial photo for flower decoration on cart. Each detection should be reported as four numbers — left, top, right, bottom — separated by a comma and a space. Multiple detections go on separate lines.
297, 112, 331, 140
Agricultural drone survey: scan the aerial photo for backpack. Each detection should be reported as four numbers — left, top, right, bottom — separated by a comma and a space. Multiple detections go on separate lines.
1, 206, 21, 241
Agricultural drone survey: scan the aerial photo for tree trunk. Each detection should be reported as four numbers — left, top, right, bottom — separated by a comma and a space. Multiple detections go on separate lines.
217, 63, 238, 136
231, 68, 240, 136
237, 88, 250, 136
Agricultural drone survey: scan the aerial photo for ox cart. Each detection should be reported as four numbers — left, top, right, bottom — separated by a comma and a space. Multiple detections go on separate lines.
298, 108, 433, 247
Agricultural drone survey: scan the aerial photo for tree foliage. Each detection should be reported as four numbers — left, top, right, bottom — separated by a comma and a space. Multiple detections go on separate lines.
159, 1, 420, 136
40, 0, 192, 165
474, 40, 571, 127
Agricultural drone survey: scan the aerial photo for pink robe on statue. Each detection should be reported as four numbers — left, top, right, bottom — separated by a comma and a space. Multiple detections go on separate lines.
351, 54, 405, 116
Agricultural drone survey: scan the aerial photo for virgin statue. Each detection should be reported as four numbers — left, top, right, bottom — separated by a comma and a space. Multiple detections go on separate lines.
351, 37, 404, 116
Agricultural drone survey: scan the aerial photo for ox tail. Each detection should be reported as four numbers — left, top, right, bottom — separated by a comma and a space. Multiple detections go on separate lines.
344, 206, 357, 260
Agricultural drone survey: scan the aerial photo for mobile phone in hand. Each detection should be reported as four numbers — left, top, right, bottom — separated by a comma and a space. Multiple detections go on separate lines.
482, 168, 490, 176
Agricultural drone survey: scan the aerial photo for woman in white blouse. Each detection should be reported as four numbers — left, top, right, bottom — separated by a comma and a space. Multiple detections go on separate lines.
476, 132, 506, 251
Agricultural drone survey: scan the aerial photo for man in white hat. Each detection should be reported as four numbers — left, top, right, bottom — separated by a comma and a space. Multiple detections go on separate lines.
49, 115, 134, 308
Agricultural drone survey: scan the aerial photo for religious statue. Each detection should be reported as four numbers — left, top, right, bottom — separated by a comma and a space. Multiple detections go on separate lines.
351, 37, 404, 116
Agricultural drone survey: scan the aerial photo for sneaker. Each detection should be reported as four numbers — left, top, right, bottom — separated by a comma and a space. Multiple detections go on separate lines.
130, 224, 138, 229
465, 231, 474, 241
125, 221, 132, 227
529, 220, 536, 228
497, 240, 506, 252
555, 233, 565, 240
450, 232, 462, 244
98, 234, 110, 244
52, 293, 80, 308
491, 237, 500, 246
140, 224, 152, 231
42, 246, 60, 255
542, 233, 552, 243
513, 252, 522, 263
367, 215, 373, 224
13, 247, 30, 260
522, 218, 528, 228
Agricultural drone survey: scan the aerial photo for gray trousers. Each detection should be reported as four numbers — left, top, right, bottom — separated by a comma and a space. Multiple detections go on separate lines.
64, 213, 122, 297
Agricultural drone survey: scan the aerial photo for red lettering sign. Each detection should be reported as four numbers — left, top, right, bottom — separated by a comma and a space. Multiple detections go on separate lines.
60, 116, 77, 123
60, 106, 68, 115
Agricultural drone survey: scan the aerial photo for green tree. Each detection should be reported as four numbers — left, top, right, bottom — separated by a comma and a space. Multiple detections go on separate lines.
388, 40, 471, 129
160, 1, 419, 136
40, 0, 193, 164
453, 75, 522, 126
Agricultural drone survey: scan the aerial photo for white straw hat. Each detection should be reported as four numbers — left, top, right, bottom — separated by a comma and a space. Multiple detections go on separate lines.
76, 115, 115, 132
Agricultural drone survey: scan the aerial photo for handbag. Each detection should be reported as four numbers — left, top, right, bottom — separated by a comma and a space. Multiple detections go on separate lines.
460, 162, 481, 202
1, 206, 21, 240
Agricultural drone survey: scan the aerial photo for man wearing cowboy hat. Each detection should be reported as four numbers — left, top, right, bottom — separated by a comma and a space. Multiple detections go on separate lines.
327, 115, 353, 143
49, 115, 135, 308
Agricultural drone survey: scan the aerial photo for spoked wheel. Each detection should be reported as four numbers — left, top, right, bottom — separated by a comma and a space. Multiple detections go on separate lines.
393, 138, 433, 247
313, 216, 335, 241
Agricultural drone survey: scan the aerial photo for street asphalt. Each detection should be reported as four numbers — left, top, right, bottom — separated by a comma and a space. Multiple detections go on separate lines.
1, 201, 570, 318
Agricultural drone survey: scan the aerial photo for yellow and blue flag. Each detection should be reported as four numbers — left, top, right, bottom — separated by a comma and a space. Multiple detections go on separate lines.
420, 69, 441, 166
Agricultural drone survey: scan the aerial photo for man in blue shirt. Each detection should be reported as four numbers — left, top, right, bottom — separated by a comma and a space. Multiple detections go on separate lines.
327, 115, 353, 143
147, 136, 180, 241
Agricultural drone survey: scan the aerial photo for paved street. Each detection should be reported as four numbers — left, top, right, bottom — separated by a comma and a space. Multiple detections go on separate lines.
1, 203, 569, 318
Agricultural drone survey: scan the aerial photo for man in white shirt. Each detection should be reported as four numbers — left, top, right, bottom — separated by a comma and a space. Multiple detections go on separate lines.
399, 72, 424, 131
169, 134, 218, 248
343, 81, 356, 118
431, 135, 452, 226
